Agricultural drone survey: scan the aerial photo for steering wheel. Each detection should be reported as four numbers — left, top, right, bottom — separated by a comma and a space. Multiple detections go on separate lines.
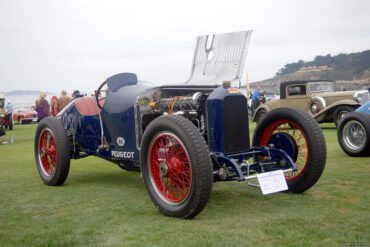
95, 80, 108, 110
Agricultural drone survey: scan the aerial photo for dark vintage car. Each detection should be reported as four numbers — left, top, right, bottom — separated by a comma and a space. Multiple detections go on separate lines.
34, 31, 327, 218
337, 101, 370, 157
253, 80, 369, 126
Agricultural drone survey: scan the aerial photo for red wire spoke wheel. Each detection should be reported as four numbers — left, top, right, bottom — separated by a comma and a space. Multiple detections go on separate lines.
141, 115, 213, 219
149, 132, 192, 205
38, 128, 57, 176
253, 108, 326, 193
35, 117, 70, 186
260, 119, 309, 181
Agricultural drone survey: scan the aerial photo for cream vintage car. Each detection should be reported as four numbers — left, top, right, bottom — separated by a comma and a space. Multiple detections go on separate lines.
253, 80, 369, 126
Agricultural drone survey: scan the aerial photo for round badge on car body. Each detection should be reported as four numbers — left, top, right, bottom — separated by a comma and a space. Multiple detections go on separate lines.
117, 137, 125, 147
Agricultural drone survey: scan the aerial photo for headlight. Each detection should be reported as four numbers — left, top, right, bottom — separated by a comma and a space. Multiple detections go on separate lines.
353, 90, 370, 104
311, 103, 321, 114
353, 92, 360, 103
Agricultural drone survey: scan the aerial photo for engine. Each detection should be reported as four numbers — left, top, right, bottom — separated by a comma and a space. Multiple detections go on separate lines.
158, 92, 204, 113
148, 91, 208, 135
140, 85, 250, 154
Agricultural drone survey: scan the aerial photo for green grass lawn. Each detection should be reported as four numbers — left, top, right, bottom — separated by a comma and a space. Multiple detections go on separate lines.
0, 123, 369, 247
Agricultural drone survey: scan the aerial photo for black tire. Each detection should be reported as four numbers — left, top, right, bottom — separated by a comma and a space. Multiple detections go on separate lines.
334, 106, 355, 127
337, 112, 370, 157
34, 117, 71, 186
255, 109, 267, 124
252, 108, 326, 193
140, 115, 213, 219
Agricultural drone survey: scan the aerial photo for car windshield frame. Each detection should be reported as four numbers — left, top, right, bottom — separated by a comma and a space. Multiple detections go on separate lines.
308, 81, 334, 93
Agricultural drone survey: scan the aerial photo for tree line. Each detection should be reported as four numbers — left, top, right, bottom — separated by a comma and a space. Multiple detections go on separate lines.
276, 50, 370, 80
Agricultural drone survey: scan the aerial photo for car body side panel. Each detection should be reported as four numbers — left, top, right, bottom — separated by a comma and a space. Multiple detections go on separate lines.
59, 103, 102, 154
315, 91, 356, 106
76, 115, 102, 154
99, 82, 154, 161
284, 95, 310, 113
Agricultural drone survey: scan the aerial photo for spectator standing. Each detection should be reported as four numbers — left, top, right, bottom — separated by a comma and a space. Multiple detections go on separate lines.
57, 90, 72, 112
251, 86, 261, 116
5, 102, 14, 129
5, 102, 13, 113
50, 96, 58, 116
35, 92, 50, 122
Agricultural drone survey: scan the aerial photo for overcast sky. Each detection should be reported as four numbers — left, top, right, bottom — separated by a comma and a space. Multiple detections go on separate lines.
0, 0, 369, 93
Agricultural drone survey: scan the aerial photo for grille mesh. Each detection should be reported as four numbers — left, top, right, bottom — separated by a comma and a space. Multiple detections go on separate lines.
223, 95, 250, 154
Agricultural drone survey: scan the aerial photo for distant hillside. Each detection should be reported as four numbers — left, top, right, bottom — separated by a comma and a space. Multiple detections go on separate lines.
4, 90, 55, 96
252, 50, 370, 93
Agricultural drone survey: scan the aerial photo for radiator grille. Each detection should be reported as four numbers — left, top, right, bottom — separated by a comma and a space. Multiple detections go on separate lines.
223, 95, 250, 154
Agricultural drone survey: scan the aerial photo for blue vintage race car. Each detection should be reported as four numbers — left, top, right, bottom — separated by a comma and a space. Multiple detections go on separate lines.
337, 100, 370, 156
34, 31, 326, 218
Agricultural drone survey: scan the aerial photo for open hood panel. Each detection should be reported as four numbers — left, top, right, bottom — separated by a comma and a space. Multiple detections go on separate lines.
184, 30, 253, 86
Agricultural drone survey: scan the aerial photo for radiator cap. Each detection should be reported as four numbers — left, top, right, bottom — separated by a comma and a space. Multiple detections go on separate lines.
223, 81, 231, 88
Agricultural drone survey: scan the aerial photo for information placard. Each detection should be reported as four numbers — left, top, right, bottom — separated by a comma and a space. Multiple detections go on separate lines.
257, 170, 288, 195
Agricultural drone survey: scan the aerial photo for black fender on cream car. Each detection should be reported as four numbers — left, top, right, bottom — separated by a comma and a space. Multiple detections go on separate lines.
313, 99, 360, 124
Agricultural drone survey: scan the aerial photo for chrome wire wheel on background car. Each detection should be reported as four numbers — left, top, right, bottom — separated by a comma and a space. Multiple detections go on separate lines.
338, 112, 370, 157
253, 108, 326, 193
34, 117, 71, 186
140, 115, 213, 219
342, 121, 366, 151
148, 132, 192, 205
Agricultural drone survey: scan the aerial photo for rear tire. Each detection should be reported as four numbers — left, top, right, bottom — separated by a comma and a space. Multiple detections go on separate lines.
140, 115, 213, 219
252, 108, 326, 193
337, 112, 370, 157
334, 106, 355, 127
34, 117, 71, 186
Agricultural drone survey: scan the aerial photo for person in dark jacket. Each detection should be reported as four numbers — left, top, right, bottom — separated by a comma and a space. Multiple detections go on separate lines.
35, 92, 50, 122
72, 90, 83, 99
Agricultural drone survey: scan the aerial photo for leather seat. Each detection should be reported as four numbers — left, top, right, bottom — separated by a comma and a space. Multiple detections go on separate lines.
74, 96, 104, 116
